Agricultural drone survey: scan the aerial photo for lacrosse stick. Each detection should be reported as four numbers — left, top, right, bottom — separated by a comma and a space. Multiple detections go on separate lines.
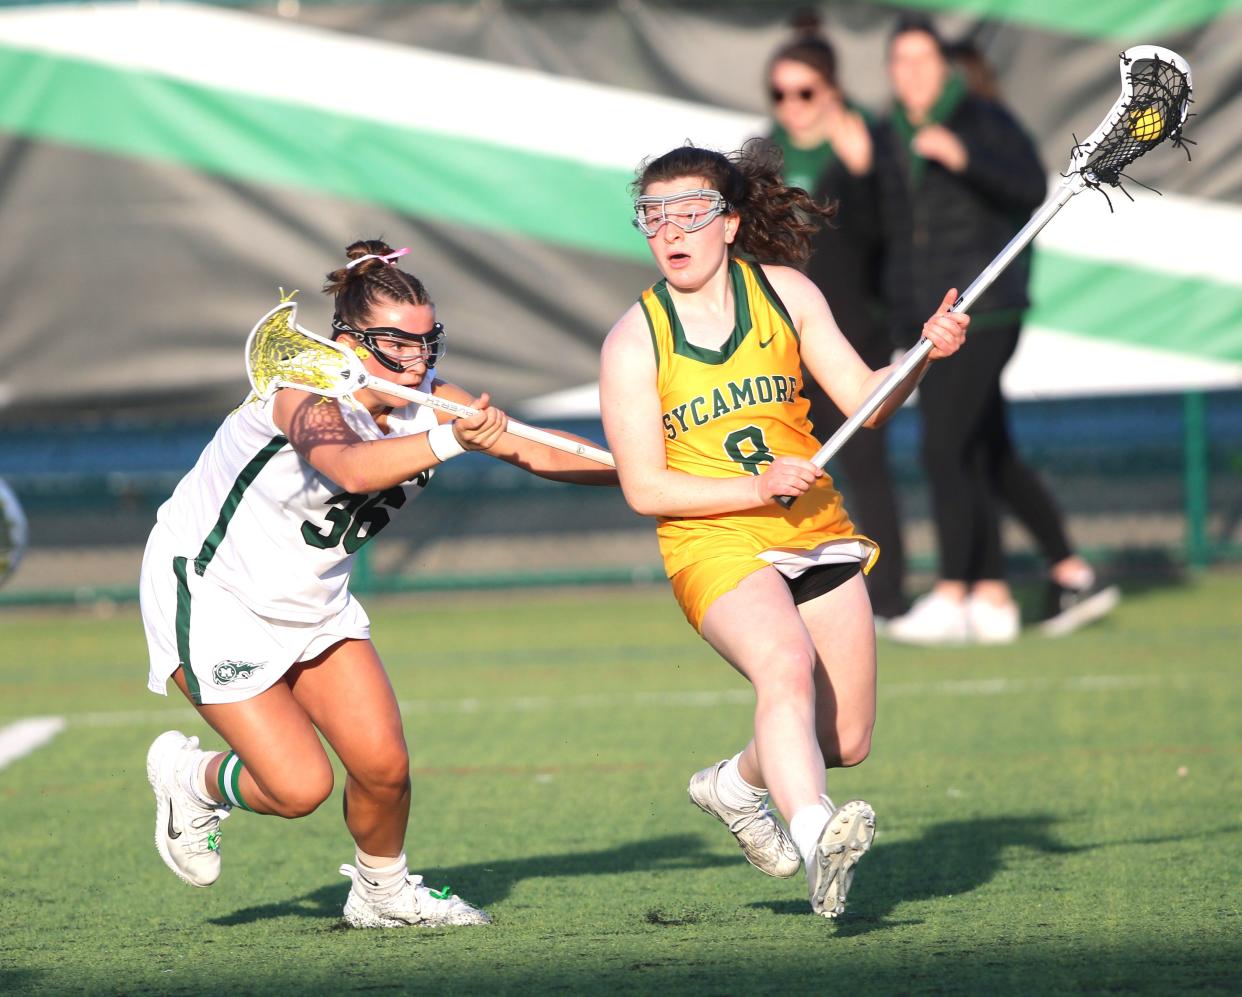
246, 300, 616, 467
779, 44, 1192, 508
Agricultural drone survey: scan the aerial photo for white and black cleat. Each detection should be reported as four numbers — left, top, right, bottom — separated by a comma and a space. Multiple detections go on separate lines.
146, 730, 230, 887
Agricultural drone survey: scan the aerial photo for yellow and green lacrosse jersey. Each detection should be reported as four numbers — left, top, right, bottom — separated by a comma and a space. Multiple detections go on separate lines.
640, 257, 876, 580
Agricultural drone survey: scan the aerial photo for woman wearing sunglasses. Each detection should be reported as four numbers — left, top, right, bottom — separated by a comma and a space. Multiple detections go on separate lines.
762, 19, 910, 627
140, 239, 614, 928
766, 18, 872, 190
600, 144, 968, 917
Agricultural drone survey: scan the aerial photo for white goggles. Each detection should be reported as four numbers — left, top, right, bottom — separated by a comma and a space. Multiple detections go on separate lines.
632, 188, 731, 238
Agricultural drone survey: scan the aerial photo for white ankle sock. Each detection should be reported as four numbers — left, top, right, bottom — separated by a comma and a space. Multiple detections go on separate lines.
715, 753, 766, 810
356, 851, 408, 898
180, 750, 220, 810
789, 802, 832, 865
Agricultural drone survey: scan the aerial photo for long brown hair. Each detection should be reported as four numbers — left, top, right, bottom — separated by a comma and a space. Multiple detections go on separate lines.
633, 140, 836, 267
322, 239, 430, 327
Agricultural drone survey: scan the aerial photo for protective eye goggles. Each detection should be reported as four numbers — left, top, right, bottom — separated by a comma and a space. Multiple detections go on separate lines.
632, 188, 731, 238
331, 316, 446, 374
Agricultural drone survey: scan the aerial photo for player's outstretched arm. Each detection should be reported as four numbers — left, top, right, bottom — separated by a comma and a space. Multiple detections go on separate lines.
774, 268, 966, 429
273, 387, 443, 493
851, 288, 968, 423
431, 380, 617, 485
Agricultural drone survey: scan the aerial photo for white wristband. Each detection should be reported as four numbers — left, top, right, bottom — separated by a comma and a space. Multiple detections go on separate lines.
426, 422, 466, 462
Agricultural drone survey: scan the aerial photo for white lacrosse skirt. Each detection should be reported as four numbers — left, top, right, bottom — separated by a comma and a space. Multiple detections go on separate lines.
141, 523, 371, 705
138, 390, 437, 705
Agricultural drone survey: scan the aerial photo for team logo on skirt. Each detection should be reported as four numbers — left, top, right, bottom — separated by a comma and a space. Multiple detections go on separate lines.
212, 660, 265, 685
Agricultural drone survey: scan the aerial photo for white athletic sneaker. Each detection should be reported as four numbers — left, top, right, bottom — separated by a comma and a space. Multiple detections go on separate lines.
688, 760, 801, 879
966, 595, 1020, 644
339, 864, 492, 928
807, 797, 875, 919
146, 730, 230, 888
884, 592, 970, 645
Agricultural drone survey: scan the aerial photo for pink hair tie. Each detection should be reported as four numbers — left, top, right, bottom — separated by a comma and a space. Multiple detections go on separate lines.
345, 247, 412, 270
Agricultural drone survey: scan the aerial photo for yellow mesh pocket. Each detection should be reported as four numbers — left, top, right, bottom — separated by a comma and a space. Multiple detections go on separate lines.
248, 305, 351, 397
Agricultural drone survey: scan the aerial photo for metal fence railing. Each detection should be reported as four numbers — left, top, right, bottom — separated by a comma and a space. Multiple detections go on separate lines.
1, 390, 1240, 608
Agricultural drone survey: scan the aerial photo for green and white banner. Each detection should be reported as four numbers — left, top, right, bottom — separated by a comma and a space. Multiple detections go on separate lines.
0, 0, 1237, 421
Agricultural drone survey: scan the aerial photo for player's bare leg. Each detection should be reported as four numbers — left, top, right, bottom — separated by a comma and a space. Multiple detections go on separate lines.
287, 639, 410, 856
796, 572, 878, 918
799, 572, 877, 770
174, 667, 337, 815
701, 568, 827, 816
692, 569, 826, 881
288, 638, 489, 927
147, 669, 335, 887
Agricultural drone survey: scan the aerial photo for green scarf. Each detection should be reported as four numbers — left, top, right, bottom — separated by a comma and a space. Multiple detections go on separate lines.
769, 102, 871, 193
890, 71, 967, 187
769, 123, 836, 194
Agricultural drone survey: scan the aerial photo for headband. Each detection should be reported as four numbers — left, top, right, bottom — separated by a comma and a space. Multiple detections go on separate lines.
345, 247, 412, 270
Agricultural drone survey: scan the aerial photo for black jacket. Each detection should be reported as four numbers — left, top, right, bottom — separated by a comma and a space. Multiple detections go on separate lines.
763, 130, 890, 369
803, 157, 891, 369
873, 94, 1046, 346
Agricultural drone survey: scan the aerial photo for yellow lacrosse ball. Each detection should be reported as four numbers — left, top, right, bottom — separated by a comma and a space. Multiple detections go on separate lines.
1128, 105, 1165, 142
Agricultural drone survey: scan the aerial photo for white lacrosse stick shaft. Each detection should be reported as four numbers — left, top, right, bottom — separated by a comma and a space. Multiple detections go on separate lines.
781, 43, 1191, 507
354, 372, 616, 467
776, 177, 1082, 508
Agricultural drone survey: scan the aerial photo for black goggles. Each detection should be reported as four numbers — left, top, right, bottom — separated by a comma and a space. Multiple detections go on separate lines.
331, 316, 447, 374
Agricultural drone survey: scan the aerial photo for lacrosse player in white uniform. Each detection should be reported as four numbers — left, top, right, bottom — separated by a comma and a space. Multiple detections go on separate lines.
141, 239, 614, 928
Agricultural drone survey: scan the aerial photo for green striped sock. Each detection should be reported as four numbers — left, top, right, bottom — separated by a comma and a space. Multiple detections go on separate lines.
216, 751, 256, 812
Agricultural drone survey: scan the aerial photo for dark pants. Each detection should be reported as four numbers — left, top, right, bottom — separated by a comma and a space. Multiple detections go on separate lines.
805, 385, 908, 619
916, 320, 1073, 582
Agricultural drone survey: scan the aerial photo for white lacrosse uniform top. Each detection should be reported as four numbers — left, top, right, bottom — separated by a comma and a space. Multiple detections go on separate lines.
152, 385, 439, 623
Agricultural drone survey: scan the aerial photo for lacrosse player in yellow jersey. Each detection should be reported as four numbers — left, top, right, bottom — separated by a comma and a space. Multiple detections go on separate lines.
140, 239, 614, 929
600, 143, 968, 918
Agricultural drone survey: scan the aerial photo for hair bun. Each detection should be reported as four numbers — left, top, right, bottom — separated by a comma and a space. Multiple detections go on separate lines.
344, 239, 397, 266
789, 8, 823, 36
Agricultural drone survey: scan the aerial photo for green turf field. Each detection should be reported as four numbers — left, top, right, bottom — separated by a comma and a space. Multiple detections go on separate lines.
2, 573, 1240, 995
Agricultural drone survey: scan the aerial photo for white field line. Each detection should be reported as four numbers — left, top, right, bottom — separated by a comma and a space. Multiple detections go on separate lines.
0, 716, 66, 771
0, 673, 1172, 733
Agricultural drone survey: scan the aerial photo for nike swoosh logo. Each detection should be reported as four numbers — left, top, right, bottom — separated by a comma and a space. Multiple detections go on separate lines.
360, 874, 381, 888
758, 335, 775, 348
166, 802, 182, 840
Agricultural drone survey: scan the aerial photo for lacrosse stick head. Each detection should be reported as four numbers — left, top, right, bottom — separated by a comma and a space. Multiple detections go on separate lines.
245, 300, 370, 400
1068, 45, 1192, 186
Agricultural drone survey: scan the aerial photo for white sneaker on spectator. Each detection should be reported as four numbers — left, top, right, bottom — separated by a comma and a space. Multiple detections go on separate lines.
966, 595, 1020, 644
884, 592, 970, 645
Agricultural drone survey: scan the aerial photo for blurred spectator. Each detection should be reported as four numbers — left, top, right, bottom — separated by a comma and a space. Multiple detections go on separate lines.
760, 13, 910, 622
873, 16, 1119, 644
946, 36, 1002, 102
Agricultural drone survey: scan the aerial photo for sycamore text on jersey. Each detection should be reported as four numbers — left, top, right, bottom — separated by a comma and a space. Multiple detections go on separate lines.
662, 374, 802, 441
